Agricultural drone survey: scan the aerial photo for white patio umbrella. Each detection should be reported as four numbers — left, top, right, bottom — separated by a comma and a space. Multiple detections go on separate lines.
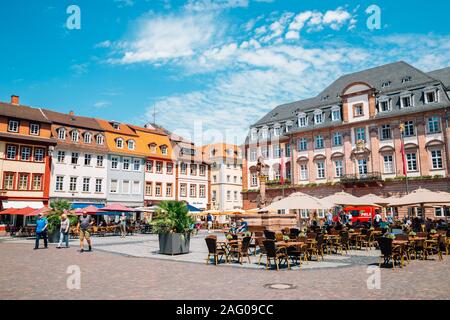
264, 192, 334, 211
388, 188, 450, 207
358, 194, 392, 206
322, 191, 380, 207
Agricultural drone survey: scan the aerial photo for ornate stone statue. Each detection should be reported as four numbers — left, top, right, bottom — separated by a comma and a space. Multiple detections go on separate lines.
256, 157, 268, 209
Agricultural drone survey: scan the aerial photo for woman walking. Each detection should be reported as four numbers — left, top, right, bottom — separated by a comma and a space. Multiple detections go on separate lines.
57, 214, 70, 249
120, 213, 127, 238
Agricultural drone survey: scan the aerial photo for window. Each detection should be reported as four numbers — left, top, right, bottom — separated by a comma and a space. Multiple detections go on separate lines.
145, 182, 152, 196
84, 133, 92, 144
199, 165, 206, 176
273, 145, 282, 158
285, 143, 291, 157
155, 183, 162, 197
181, 163, 187, 174
69, 177, 77, 192
30, 123, 40, 135
167, 183, 173, 197
21, 146, 31, 161
315, 135, 324, 149
71, 152, 79, 165
156, 161, 163, 173
333, 132, 342, 146
234, 191, 238, 201
431, 150, 443, 169
122, 181, 130, 194
406, 153, 417, 172
273, 126, 281, 137
314, 112, 323, 124
133, 181, 141, 195
379, 100, 391, 112
110, 180, 118, 193
149, 144, 157, 153
300, 164, 308, 181
335, 160, 343, 178
227, 191, 231, 201
403, 121, 415, 137
213, 175, 217, 183
234, 176, 238, 183
6, 145, 17, 160
199, 185, 205, 198
358, 159, 368, 175
166, 163, 173, 174
331, 108, 341, 121
123, 158, 130, 171
133, 159, 141, 171
402, 76, 412, 83
180, 184, 187, 197
58, 128, 66, 140
227, 175, 231, 183
316, 162, 325, 179
112, 122, 120, 130
111, 156, 119, 169
382, 81, 391, 88
251, 173, 258, 187
381, 124, 392, 140
274, 167, 281, 181
401, 95, 413, 108
56, 151, 65, 163
425, 90, 437, 104
95, 179, 102, 193
261, 127, 268, 139
190, 184, 197, 197
383, 155, 394, 174
161, 145, 168, 155
354, 104, 364, 117
55, 176, 64, 191
3, 173, 15, 190
82, 178, 90, 192
285, 122, 293, 133
435, 207, 443, 217
428, 117, 440, 134
32, 175, 42, 191
18, 174, 29, 190
250, 149, 257, 161
212, 190, 217, 201
97, 155, 104, 167
32, 148, 44, 162
8, 120, 19, 133
260, 146, 268, 158
190, 164, 197, 175
128, 140, 135, 150
250, 129, 257, 141
355, 128, 366, 142
96, 135, 104, 145
298, 115, 308, 127
84, 154, 92, 166
298, 138, 307, 151
71, 131, 79, 142
116, 138, 123, 149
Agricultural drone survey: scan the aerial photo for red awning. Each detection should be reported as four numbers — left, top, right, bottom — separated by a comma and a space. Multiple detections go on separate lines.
1, 207, 36, 216
98, 204, 135, 212
74, 205, 99, 215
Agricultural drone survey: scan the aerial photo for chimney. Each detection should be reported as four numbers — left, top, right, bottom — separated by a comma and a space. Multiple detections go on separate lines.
69, 111, 75, 116
11, 95, 19, 105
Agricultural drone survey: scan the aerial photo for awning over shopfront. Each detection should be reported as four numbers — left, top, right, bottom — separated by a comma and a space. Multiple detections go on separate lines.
2, 201, 44, 209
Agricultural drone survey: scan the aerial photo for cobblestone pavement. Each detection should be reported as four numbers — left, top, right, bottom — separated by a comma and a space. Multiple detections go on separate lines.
0, 235, 449, 300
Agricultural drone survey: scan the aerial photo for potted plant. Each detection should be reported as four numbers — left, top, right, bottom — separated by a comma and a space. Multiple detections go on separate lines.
386, 233, 396, 240
152, 201, 194, 255
47, 200, 72, 243
282, 235, 290, 242
409, 231, 417, 237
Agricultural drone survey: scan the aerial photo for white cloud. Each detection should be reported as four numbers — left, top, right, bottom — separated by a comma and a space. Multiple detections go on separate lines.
93, 101, 111, 109
114, 0, 135, 8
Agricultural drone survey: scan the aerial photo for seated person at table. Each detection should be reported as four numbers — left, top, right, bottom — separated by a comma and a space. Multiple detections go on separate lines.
98, 220, 107, 227
237, 219, 248, 233
230, 220, 238, 234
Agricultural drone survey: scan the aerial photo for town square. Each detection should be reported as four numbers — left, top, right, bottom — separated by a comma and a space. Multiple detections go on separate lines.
0, 0, 449, 307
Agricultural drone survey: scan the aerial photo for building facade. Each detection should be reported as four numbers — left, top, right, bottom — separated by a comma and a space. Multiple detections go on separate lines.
96, 119, 145, 208
44, 109, 108, 208
243, 61, 450, 219
0, 96, 56, 220
202, 143, 243, 211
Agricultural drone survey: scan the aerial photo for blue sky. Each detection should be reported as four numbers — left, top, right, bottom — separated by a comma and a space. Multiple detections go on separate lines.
1, 0, 450, 145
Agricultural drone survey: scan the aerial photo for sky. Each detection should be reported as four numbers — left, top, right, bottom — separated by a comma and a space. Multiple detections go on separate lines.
1, 0, 450, 146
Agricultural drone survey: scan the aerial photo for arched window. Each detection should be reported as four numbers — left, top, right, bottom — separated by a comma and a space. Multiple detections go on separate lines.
96, 134, 104, 145
128, 140, 135, 150
71, 130, 79, 142
116, 138, 124, 149
57, 128, 66, 140
160, 145, 168, 155
84, 132, 92, 144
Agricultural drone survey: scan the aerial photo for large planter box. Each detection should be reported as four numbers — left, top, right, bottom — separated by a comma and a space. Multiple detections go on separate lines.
48, 231, 60, 243
158, 233, 191, 255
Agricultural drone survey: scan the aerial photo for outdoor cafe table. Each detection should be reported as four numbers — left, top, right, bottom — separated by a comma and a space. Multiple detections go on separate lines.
276, 241, 305, 248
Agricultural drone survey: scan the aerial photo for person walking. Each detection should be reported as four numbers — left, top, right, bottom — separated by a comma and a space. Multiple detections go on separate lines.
34, 213, 48, 250
57, 214, 70, 248
207, 213, 213, 233
77, 211, 93, 253
326, 210, 333, 226
120, 213, 127, 238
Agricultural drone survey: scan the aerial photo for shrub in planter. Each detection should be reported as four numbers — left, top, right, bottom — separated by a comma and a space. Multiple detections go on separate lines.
152, 201, 194, 255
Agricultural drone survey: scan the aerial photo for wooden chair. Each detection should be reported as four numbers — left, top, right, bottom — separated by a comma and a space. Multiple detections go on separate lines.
286, 242, 308, 266
256, 237, 267, 266
424, 239, 443, 261
205, 236, 227, 265
307, 233, 325, 260
275, 233, 284, 242
264, 230, 276, 240
378, 237, 404, 269
263, 240, 290, 271
289, 228, 300, 239
228, 236, 252, 264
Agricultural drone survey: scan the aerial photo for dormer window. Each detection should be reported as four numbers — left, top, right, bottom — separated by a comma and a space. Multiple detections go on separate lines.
84, 132, 92, 144
161, 145, 168, 155
353, 104, 364, 117
30, 123, 40, 135
149, 143, 157, 153
226, 148, 233, 156
210, 149, 216, 157
273, 124, 281, 137
128, 140, 135, 150
379, 97, 391, 112
116, 138, 124, 148
424, 88, 438, 104
57, 128, 66, 140
321, 95, 330, 101
382, 81, 391, 88
402, 76, 412, 83
400, 92, 414, 108
331, 106, 341, 121
285, 121, 293, 133
298, 113, 307, 127
111, 122, 120, 130
96, 134, 104, 145
250, 129, 258, 141
314, 110, 323, 124
7, 120, 19, 133
71, 130, 79, 142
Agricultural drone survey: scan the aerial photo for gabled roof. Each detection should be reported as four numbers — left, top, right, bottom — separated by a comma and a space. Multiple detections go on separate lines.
95, 119, 139, 136
0, 102, 51, 123
428, 66, 450, 89
42, 109, 104, 131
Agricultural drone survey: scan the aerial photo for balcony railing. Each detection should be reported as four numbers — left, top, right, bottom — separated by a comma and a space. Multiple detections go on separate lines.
266, 179, 291, 187
340, 172, 383, 185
